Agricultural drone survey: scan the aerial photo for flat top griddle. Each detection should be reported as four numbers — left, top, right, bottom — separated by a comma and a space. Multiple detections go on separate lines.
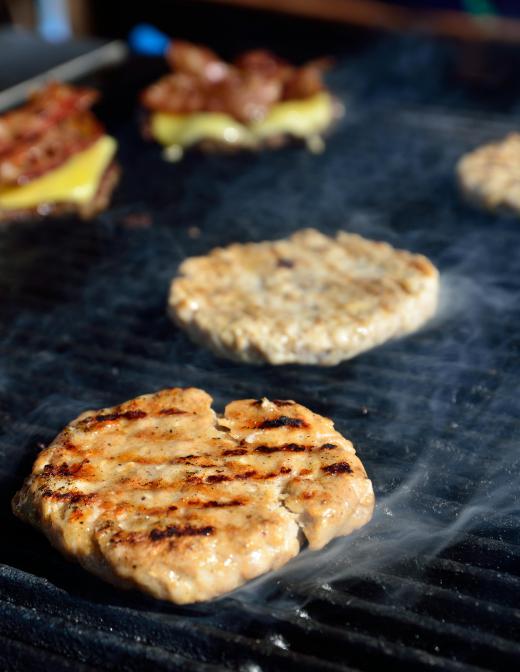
0, 33, 519, 672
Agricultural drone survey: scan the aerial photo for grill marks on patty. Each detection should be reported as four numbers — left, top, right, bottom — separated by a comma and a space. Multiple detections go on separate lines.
149, 525, 215, 542
40, 488, 97, 504
12, 388, 374, 604
76, 406, 189, 432
158, 407, 188, 416
37, 435, 344, 504
41, 459, 94, 478
109, 524, 216, 545
256, 443, 306, 454
322, 461, 353, 475
169, 229, 439, 366
221, 447, 248, 456
257, 415, 307, 429
199, 466, 293, 485
40, 423, 348, 498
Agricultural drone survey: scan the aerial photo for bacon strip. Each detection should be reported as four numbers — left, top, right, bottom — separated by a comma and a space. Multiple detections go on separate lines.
0, 83, 103, 187
0, 82, 98, 157
141, 40, 330, 123
0, 111, 103, 186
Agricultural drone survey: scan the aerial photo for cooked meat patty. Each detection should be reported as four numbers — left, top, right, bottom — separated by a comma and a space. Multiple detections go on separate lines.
0, 83, 118, 224
141, 41, 338, 160
457, 133, 520, 214
12, 387, 374, 604
169, 228, 439, 365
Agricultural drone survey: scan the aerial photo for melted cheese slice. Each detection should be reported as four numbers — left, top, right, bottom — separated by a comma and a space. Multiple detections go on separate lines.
151, 112, 255, 149
150, 92, 334, 154
251, 92, 334, 139
0, 135, 117, 210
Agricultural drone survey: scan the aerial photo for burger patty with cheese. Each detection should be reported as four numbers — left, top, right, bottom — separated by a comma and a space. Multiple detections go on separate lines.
0, 82, 119, 223
141, 41, 341, 161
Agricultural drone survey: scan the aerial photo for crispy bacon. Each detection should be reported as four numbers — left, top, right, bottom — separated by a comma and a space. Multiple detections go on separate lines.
0, 82, 98, 158
234, 49, 292, 80
283, 58, 330, 101
142, 40, 330, 123
141, 72, 207, 115
206, 69, 283, 122
166, 40, 228, 83
0, 111, 104, 186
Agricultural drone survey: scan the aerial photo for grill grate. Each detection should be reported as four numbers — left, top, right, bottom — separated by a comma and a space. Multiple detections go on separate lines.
1, 35, 519, 672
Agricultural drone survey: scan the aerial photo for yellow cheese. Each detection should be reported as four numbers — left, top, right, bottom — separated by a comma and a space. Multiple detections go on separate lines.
151, 112, 254, 149
0, 135, 117, 210
251, 92, 333, 139
150, 92, 334, 155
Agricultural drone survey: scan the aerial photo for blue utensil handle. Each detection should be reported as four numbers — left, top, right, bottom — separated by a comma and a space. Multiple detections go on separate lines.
128, 24, 170, 56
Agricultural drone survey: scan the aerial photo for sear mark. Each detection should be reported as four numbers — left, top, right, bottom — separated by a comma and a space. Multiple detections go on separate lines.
185, 474, 203, 485
41, 489, 96, 504
205, 474, 231, 484
322, 461, 352, 475
236, 470, 257, 480
258, 416, 306, 429
94, 410, 146, 422
42, 460, 90, 478
206, 469, 291, 482
222, 448, 248, 456
255, 443, 307, 454
176, 456, 216, 467
150, 524, 214, 541
277, 258, 295, 268
321, 443, 337, 450
187, 499, 244, 508
78, 409, 147, 430
159, 407, 186, 416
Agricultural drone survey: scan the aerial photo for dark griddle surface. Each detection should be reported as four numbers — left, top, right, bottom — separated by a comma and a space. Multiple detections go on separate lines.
0, 35, 519, 672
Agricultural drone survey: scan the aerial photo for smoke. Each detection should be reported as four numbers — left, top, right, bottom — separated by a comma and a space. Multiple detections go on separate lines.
1, 209, 518, 623
193, 223, 519, 616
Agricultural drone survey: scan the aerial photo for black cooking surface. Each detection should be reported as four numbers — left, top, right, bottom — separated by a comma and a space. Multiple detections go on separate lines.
1, 34, 519, 671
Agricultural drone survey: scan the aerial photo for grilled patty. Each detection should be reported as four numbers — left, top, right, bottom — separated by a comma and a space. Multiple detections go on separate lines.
169, 228, 439, 365
457, 133, 520, 214
12, 387, 374, 604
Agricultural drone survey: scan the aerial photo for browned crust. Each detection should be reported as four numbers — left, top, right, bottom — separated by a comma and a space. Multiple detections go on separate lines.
0, 161, 120, 225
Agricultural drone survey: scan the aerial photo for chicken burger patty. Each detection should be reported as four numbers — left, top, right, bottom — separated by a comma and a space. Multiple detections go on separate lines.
169, 228, 439, 365
13, 387, 374, 604
457, 132, 520, 215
